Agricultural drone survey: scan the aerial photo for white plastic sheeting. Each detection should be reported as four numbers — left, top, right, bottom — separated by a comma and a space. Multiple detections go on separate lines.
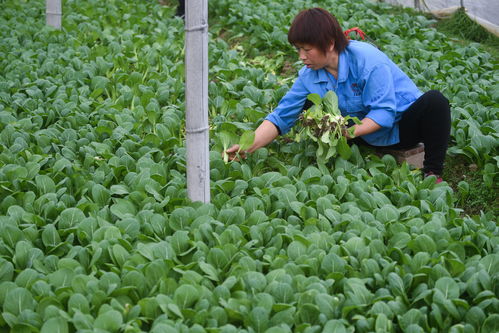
378, 0, 499, 36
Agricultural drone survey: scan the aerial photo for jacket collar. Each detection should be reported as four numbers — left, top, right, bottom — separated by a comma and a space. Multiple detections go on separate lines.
337, 50, 349, 83
313, 49, 349, 84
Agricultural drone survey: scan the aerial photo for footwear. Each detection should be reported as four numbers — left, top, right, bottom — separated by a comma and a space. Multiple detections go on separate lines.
424, 171, 443, 184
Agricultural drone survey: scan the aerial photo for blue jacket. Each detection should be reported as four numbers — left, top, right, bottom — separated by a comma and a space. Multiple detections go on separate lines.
266, 41, 422, 146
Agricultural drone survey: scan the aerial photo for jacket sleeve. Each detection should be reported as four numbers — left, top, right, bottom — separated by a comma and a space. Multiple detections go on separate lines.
265, 74, 309, 135
362, 63, 397, 128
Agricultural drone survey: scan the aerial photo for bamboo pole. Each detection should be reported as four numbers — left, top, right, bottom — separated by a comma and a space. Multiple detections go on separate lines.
46, 0, 62, 29
185, 0, 210, 203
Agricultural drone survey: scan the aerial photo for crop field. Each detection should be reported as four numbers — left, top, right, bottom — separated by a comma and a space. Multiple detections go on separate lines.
0, 0, 497, 332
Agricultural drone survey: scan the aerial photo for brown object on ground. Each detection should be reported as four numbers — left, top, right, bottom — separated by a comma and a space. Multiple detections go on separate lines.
377, 143, 425, 169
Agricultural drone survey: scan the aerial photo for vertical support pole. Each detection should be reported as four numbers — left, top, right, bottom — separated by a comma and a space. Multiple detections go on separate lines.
46, 0, 62, 29
185, 0, 210, 203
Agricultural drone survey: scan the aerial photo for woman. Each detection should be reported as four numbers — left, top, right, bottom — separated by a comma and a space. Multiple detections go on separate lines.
226, 8, 451, 180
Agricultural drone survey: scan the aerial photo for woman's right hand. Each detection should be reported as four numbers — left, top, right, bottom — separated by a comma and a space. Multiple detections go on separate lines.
224, 144, 246, 162
222, 120, 280, 162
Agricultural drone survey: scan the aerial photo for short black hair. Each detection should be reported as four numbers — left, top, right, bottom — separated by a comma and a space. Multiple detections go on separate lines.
288, 8, 349, 54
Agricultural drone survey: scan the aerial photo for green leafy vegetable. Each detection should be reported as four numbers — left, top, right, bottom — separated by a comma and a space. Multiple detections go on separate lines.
294, 91, 360, 164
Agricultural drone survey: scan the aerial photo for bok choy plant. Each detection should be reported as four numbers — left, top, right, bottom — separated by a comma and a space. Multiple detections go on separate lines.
218, 130, 255, 163
295, 91, 361, 164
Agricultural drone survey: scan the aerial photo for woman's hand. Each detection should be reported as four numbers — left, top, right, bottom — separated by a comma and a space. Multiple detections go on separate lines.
224, 144, 247, 162
223, 120, 280, 162
342, 125, 354, 139
346, 118, 381, 138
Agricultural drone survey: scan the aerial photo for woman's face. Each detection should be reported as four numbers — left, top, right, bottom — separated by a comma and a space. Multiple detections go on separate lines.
295, 43, 332, 70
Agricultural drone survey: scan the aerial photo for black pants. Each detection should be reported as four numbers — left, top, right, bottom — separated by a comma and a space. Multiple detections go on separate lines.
357, 90, 451, 174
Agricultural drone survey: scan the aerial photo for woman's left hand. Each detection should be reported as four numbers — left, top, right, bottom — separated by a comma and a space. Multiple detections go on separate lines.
347, 118, 381, 138
342, 125, 355, 139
